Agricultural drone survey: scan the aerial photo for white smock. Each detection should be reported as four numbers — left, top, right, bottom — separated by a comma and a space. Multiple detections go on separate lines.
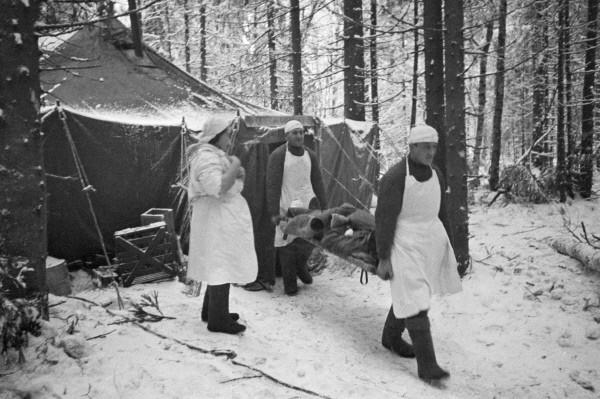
389, 159, 462, 318
187, 145, 258, 285
274, 145, 315, 247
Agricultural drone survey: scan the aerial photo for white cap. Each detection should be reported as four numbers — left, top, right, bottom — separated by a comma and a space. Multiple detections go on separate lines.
408, 125, 438, 144
284, 120, 304, 133
199, 116, 230, 143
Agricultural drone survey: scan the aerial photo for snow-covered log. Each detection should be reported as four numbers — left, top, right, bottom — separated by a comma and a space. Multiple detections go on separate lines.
546, 237, 600, 272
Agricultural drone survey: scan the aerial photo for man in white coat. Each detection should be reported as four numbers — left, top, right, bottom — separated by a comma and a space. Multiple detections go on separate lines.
375, 125, 462, 381
187, 117, 258, 334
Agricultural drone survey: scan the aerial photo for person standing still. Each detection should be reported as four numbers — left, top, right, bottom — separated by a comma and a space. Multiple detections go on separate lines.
265, 120, 327, 296
187, 116, 258, 334
375, 125, 462, 381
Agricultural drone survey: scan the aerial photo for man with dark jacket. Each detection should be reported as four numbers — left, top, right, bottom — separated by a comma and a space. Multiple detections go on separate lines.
375, 125, 462, 381
263, 120, 327, 296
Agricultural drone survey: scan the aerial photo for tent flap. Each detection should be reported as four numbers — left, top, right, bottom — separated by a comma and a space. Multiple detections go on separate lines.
44, 108, 182, 261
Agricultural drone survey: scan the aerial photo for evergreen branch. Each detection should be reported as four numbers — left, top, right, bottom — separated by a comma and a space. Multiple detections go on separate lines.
35, 0, 162, 31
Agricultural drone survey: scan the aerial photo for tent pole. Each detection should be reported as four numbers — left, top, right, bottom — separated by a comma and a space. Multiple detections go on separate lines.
128, 0, 143, 57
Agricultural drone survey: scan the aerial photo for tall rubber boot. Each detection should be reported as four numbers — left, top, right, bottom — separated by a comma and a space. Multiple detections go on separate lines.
201, 286, 239, 322
296, 241, 313, 285
381, 306, 415, 358
406, 312, 449, 381
279, 246, 299, 295
207, 284, 246, 334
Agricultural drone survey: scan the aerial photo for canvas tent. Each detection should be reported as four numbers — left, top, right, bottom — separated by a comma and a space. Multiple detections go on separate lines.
40, 20, 378, 275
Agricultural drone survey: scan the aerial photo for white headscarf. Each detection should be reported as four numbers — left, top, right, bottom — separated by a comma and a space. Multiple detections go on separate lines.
284, 120, 303, 133
408, 125, 438, 144
187, 116, 231, 160
199, 116, 231, 144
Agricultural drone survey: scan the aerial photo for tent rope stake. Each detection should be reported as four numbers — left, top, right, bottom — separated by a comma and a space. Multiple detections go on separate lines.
55, 102, 124, 309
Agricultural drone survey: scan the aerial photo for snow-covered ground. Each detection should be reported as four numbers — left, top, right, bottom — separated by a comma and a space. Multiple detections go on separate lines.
2, 193, 600, 399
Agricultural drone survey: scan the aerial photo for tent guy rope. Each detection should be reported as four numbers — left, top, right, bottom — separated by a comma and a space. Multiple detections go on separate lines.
55, 102, 124, 309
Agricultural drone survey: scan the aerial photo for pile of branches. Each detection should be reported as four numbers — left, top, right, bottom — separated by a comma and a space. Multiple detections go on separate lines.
0, 256, 44, 362
498, 164, 557, 204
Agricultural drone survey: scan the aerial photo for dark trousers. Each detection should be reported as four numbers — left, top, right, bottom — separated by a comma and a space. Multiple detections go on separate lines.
277, 239, 312, 292
256, 247, 276, 284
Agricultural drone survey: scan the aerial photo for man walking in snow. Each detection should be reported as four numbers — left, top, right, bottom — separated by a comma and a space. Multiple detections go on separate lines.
375, 124, 462, 381
262, 120, 327, 296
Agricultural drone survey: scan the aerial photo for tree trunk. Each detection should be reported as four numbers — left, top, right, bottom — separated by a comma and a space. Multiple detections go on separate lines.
290, 0, 303, 114
488, 0, 508, 191
579, 0, 598, 198
267, 3, 279, 110
370, 0, 379, 123
0, 0, 47, 297
410, 0, 418, 128
471, 19, 494, 186
444, 0, 469, 275
343, 0, 366, 121
531, 0, 550, 169
565, 0, 574, 197
556, 0, 567, 203
164, 3, 172, 59
200, 2, 207, 81
547, 237, 600, 272
423, 0, 446, 176
183, 0, 191, 73
370, 0, 380, 192
128, 0, 143, 57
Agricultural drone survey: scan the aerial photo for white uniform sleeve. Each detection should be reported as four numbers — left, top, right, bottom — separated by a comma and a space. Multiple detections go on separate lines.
190, 150, 223, 198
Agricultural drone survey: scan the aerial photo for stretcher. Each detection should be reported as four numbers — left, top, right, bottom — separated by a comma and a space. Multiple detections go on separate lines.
280, 204, 379, 275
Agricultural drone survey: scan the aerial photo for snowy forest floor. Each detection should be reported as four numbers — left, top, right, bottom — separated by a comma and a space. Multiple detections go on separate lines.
2, 192, 600, 399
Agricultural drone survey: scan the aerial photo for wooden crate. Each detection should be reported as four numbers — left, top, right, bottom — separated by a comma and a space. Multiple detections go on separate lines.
140, 208, 183, 264
141, 208, 175, 232
113, 221, 179, 287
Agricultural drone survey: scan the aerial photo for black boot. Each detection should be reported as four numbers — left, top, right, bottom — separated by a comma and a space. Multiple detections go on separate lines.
296, 262, 313, 284
201, 287, 239, 322
206, 284, 246, 334
279, 246, 299, 296
381, 306, 415, 358
282, 263, 299, 295
296, 241, 313, 285
406, 312, 449, 381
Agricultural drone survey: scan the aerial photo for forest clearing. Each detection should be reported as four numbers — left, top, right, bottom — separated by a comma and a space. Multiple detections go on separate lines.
2, 0, 600, 398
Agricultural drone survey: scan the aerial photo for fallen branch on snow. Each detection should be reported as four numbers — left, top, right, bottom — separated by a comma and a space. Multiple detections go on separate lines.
66, 296, 333, 399
546, 237, 600, 272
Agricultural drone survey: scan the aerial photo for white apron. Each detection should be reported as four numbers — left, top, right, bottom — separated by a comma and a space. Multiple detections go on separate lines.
274, 145, 315, 247
187, 147, 258, 285
389, 159, 462, 318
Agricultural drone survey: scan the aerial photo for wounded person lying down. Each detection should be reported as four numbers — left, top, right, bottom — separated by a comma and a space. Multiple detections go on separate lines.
281, 203, 378, 273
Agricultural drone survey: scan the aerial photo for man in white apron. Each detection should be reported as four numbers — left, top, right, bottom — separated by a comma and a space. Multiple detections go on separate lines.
375, 125, 462, 381
263, 120, 327, 296
187, 117, 258, 335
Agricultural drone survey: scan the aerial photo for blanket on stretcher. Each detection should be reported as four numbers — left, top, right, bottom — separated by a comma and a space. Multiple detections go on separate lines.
280, 204, 378, 273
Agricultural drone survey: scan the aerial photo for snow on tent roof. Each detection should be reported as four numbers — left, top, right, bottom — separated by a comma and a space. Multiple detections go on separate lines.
40, 19, 283, 130
39, 19, 379, 263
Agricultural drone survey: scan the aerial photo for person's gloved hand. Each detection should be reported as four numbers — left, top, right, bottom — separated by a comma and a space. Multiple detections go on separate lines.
377, 258, 393, 280
271, 215, 282, 226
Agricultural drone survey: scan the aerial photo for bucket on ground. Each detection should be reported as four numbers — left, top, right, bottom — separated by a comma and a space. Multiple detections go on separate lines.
46, 256, 72, 296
